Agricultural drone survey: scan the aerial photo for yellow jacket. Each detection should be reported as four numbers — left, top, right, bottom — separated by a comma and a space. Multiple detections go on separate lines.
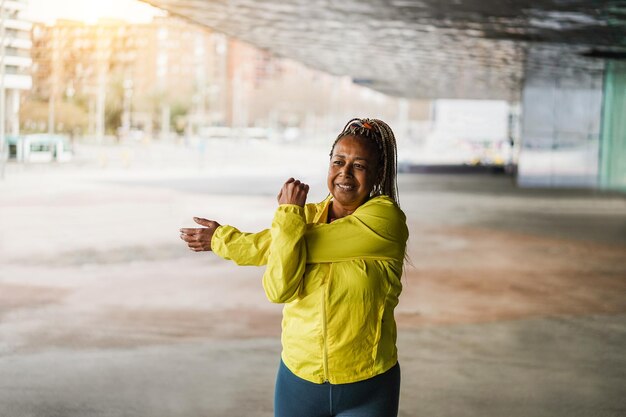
211, 195, 408, 384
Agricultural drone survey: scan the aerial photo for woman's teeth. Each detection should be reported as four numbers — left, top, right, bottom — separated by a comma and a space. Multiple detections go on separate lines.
337, 184, 355, 191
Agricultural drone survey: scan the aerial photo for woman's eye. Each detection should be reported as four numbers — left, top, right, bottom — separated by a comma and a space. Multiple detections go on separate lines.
333, 160, 342, 165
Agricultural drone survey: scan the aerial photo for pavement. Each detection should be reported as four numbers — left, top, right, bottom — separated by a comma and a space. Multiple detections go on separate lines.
0, 140, 625, 417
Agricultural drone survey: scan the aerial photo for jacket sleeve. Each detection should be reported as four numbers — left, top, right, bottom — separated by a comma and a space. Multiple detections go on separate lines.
210, 199, 407, 267
211, 225, 271, 266
262, 204, 308, 303
304, 202, 408, 264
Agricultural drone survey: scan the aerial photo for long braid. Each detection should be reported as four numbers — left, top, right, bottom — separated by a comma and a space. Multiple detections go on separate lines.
330, 118, 400, 206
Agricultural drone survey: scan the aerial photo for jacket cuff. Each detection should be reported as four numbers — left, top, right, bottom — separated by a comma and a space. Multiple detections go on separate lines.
211, 225, 229, 258
277, 204, 305, 216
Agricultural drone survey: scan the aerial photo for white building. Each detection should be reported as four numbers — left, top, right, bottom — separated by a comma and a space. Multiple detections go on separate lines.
1, 0, 32, 137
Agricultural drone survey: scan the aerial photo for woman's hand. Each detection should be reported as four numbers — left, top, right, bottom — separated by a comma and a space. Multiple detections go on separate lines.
277, 178, 309, 207
180, 217, 221, 252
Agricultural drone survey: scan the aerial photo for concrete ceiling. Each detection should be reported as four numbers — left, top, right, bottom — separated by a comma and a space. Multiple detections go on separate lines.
140, 0, 626, 101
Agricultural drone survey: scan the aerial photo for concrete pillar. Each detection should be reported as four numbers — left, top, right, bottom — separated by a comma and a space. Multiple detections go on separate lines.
517, 45, 604, 188
599, 60, 626, 191
396, 98, 409, 143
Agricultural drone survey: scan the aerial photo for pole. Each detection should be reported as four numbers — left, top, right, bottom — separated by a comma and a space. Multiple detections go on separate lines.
95, 59, 105, 142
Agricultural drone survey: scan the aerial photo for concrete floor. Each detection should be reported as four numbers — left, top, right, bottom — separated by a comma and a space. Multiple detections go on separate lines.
1, 142, 625, 417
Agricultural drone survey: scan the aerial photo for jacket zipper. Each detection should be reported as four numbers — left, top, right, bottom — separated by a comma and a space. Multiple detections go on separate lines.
322, 264, 331, 382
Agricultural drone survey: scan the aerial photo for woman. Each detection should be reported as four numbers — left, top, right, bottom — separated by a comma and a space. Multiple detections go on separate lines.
180, 118, 409, 417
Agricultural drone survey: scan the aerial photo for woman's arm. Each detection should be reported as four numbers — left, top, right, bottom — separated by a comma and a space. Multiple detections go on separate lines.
211, 226, 271, 266
262, 204, 307, 303
180, 179, 309, 267
261, 178, 309, 303
182, 197, 407, 266
305, 198, 408, 263
180, 216, 271, 266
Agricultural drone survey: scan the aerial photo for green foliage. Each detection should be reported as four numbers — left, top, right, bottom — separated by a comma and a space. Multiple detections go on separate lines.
105, 77, 125, 134
20, 99, 89, 135
170, 101, 189, 135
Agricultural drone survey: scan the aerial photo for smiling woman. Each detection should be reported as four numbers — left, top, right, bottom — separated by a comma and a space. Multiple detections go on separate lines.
25, 0, 162, 24
179, 118, 408, 417
327, 118, 400, 220
328, 136, 380, 219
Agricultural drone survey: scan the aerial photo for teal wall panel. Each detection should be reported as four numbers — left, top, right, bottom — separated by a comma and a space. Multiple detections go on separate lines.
600, 60, 626, 191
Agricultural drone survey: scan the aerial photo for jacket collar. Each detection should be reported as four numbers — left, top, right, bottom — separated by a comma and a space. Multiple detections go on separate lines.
314, 194, 390, 224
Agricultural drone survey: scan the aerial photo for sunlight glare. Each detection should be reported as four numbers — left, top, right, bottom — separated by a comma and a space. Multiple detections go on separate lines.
26, 0, 163, 24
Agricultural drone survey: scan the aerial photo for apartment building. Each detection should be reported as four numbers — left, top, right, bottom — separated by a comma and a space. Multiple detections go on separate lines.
1, 0, 32, 136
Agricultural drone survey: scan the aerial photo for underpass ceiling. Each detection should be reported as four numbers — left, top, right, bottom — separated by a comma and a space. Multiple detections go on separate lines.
140, 0, 626, 101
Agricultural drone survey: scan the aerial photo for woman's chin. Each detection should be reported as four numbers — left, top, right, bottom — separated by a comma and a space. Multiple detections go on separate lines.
331, 190, 353, 203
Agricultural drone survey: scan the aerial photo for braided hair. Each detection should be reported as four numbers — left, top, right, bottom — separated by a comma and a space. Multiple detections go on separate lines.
329, 118, 400, 206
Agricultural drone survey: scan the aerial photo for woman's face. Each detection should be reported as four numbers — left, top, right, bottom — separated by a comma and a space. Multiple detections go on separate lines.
327, 135, 380, 214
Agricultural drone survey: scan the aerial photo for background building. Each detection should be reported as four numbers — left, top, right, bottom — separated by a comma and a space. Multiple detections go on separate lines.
1, 0, 32, 136
27, 16, 228, 139
25, 15, 433, 144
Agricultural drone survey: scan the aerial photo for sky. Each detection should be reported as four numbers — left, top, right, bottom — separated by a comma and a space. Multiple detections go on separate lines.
24, 0, 164, 24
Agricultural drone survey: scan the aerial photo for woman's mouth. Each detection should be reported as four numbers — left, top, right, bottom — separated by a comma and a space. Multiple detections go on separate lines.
336, 183, 356, 191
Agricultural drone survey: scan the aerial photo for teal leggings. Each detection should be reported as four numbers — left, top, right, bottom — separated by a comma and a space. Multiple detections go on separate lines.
274, 360, 401, 417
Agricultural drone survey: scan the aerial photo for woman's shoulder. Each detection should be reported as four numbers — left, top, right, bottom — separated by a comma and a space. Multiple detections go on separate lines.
357, 196, 408, 238
360, 195, 405, 218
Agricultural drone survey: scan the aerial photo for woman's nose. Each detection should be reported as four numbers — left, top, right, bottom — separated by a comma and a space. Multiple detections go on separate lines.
340, 163, 354, 177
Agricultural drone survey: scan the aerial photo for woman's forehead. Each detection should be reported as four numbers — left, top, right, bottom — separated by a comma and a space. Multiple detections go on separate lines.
333, 135, 378, 158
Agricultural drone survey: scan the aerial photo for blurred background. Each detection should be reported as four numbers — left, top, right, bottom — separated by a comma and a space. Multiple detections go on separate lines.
0, 1, 625, 416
